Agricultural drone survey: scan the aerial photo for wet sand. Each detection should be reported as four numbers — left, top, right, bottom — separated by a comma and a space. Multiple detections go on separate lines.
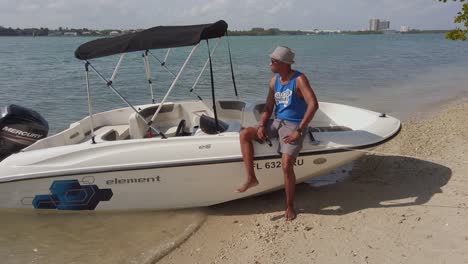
0, 209, 205, 264
159, 98, 468, 264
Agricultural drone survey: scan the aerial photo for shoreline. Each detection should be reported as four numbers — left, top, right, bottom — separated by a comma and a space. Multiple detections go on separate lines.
399, 92, 468, 122
158, 96, 468, 263
0, 30, 450, 38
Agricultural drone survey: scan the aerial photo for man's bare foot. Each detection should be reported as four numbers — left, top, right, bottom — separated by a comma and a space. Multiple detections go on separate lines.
285, 207, 296, 221
235, 179, 259, 193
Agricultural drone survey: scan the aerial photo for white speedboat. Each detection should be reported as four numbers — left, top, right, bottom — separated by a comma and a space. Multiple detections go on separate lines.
0, 21, 401, 211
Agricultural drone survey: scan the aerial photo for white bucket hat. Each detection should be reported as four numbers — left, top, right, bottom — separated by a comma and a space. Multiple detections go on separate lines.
269, 46, 295, 64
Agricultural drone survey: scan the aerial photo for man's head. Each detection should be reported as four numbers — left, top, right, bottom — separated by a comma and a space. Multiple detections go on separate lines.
269, 46, 295, 73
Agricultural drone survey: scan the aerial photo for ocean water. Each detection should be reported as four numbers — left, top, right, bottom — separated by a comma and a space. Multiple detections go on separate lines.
0, 34, 467, 263
0, 34, 467, 135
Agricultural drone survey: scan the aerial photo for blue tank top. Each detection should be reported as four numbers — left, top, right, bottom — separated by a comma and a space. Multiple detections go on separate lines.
274, 71, 307, 124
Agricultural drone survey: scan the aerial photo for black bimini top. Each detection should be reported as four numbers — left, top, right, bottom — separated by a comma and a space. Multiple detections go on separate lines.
75, 20, 228, 60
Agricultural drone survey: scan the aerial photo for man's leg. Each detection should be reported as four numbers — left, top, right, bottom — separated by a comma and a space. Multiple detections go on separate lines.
282, 153, 296, 220
236, 127, 261, 192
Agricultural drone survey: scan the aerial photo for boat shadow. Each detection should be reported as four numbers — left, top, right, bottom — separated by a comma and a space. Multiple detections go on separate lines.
209, 155, 452, 218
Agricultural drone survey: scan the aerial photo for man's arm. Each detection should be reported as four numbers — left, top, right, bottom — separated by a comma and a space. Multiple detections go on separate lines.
258, 77, 276, 127
296, 74, 319, 131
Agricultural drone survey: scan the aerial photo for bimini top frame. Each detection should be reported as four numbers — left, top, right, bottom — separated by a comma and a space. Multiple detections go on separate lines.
74, 20, 238, 143
74, 20, 228, 60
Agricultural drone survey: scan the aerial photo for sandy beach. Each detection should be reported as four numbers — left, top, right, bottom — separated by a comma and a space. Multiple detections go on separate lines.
158, 98, 468, 264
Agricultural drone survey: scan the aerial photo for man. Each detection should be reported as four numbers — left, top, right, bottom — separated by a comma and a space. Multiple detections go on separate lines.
237, 46, 319, 221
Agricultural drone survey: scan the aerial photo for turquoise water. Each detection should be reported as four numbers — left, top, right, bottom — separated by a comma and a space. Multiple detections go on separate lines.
0, 34, 467, 133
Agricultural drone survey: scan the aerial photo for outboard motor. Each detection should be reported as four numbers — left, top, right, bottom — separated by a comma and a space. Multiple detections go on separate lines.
0, 104, 49, 161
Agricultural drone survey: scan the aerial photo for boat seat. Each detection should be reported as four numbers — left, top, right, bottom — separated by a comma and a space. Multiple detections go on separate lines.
194, 115, 241, 136
88, 125, 130, 142
160, 126, 178, 137
128, 113, 148, 139
128, 104, 179, 139
102, 125, 129, 140
129, 112, 190, 138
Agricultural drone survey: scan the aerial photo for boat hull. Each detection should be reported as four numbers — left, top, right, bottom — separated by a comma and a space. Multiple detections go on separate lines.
0, 150, 363, 210
0, 100, 402, 211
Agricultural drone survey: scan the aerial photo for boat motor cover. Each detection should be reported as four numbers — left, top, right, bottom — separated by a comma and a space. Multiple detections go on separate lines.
199, 115, 228, 134
0, 104, 49, 160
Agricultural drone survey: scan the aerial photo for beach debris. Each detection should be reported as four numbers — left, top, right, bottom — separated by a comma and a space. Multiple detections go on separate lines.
304, 226, 313, 231
399, 215, 407, 224
33, 248, 38, 253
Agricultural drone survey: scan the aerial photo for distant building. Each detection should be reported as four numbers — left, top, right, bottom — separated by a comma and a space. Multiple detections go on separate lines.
122, 30, 137, 34
383, 30, 397, 34
379, 20, 390, 30
400, 26, 410, 32
109, 31, 120, 36
369, 19, 390, 31
304, 29, 341, 35
369, 19, 380, 31
322, 29, 341, 33
63, 32, 77, 36
48, 31, 63, 36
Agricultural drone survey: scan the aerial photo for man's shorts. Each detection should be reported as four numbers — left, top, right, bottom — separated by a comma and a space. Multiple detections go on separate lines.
254, 119, 306, 158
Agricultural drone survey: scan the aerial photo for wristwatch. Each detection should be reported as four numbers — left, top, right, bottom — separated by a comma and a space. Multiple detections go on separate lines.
295, 127, 305, 135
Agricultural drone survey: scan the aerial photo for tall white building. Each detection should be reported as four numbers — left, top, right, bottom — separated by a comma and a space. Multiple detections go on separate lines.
369, 19, 380, 31
369, 19, 391, 31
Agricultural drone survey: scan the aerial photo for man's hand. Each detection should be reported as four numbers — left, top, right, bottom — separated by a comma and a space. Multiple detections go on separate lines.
257, 126, 266, 141
283, 131, 301, 144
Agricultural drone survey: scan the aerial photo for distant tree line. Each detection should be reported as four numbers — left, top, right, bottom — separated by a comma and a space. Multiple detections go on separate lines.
342, 30, 383, 35
228, 27, 309, 36
0, 26, 120, 36
0, 26, 49, 36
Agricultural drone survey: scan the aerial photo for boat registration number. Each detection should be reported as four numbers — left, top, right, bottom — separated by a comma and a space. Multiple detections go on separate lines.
254, 158, 304, 170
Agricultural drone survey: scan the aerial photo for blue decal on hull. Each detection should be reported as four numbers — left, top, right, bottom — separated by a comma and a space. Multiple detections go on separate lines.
33, 180, 113, 210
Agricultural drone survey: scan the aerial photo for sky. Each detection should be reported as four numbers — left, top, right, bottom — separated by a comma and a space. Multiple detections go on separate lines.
0, 0, 465, 31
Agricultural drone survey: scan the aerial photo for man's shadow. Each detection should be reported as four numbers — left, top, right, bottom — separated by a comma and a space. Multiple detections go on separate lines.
209, 155, 452, 218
